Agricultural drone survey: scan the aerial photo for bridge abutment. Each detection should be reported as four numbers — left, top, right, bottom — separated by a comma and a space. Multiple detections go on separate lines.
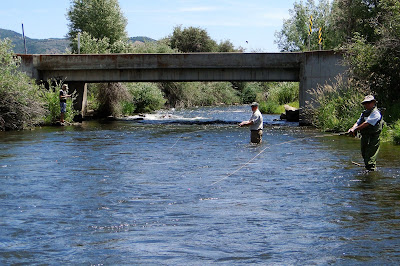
67, 82, 87, 121
299, 51, 348, 125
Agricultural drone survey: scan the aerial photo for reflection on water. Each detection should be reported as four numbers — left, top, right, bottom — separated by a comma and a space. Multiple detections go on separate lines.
1, 105, 400, 265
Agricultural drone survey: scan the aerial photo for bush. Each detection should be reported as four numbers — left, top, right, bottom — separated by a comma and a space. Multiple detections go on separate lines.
306, 75, 365, 132
241, 82, 264, 104
42, 82, 77, 124
126, 83, 166, 113
160, 82, 240, 108
0, 39, 45, 130
393, 120, 400, 145
96, 82, 130, 117
267, 82, 299, 105
259, 101, 280, 114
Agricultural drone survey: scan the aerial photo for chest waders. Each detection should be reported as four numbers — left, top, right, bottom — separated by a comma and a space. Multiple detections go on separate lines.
359, 107, 384, 171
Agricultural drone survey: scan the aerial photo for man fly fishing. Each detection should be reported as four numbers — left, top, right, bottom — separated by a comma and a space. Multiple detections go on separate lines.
347, 95, 384, 171
239, 102, 263, 144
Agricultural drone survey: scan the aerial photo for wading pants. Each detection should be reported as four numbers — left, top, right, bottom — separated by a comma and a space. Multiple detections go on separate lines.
251, 129, 263, 144
361, 133, 380, 171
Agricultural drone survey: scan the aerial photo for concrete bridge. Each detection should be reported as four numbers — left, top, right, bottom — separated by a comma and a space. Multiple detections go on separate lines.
18, 51, 347, 123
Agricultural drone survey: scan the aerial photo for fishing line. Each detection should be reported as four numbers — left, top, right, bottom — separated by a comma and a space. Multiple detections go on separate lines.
210, 131, 349, 186
210, 138, 302, 186
169, 127, 210, 149
170, 124, 238, 149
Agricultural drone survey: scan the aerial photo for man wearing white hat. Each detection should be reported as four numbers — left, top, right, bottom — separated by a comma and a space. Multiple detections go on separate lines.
347, 95, 384, 171
239, 102, 263, 144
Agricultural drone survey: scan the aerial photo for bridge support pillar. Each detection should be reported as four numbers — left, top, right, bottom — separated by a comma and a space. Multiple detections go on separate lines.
67, 82, 87, 121
299, 51, 348, 125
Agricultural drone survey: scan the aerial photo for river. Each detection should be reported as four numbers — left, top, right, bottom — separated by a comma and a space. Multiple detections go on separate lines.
1, 105, 400, 265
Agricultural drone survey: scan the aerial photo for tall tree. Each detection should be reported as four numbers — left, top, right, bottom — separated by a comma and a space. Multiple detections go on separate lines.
67, 0, 128, 45
275, 0, 335, 52
330, 0, 381, 44
344, 0, 400, 109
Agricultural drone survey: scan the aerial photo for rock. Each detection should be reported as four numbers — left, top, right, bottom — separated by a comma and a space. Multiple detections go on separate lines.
283, 105, 299, 122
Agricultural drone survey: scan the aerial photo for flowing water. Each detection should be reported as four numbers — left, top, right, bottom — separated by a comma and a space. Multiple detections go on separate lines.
1, 105, 400, 265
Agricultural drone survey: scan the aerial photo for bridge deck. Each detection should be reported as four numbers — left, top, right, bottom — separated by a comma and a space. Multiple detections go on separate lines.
18, 53, 303, 82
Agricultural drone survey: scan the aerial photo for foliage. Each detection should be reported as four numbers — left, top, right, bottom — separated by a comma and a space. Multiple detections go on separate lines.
69, 31, 141, 54
275, 0, 335, 51
257, 82, 299, 114
392, 120, 400, 145
330, 0, 380, 45
169, 25, 218, 52
125, 83, 166, 113
129, 39, 178, 53
42, 82, 78, 124
343, 0, 400, 118
96, 82, 130, 117
159, 82, 240, 108
67, 0, 128, 46
306, 75, 365, 132
71, 31, 111, 54
217, 40, 238, 52
0, 39, 45, 131
267, 82, 299, 105
240, 82, 264, 104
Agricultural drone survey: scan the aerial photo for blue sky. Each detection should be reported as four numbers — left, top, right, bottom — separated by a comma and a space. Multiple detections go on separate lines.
0, 0, 298, 52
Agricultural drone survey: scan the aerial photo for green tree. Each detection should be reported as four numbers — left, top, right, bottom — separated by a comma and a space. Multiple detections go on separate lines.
343, 0, 400, 117
169, 25, 218, 52
217, 40, 237, 52
67, 0, 127, 45
275, 0, 337, 51
330, 0, 381, 45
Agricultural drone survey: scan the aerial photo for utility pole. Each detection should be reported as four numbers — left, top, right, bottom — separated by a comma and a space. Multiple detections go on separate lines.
22, 23, 27, 54
78, 32, 81, 54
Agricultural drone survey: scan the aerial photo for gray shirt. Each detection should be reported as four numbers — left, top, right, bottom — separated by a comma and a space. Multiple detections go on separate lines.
249, 109, 263, 130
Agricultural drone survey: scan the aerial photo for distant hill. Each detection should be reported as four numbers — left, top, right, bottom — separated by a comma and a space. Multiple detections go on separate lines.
0, 28, 155, 54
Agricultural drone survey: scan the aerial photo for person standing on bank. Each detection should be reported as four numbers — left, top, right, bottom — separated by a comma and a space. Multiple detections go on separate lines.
59, 84, 71, 124
347, 95, 384, 171
239, 102, 263, 144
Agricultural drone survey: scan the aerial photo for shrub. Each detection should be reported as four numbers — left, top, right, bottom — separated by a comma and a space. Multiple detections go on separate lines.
42, 82, 77, 124
240, 82, 265, 104
0, 39, 45, 130
267, 82, 299, 105
126, 83, 165, 113
259, 101, 280, 114
306, 75, 365, 132
96, 82, 130, 117
393, 120, 400, 145
160, 82, 240, 108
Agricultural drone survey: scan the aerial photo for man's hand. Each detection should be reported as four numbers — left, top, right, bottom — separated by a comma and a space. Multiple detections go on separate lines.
347, 127, 356, 136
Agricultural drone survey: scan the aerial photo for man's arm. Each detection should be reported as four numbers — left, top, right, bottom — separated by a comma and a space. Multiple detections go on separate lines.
239, 120, 254, 127
348, 121, 370, 135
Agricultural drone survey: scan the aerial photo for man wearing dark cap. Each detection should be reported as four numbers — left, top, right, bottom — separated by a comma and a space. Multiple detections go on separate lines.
347, 95, 384, 171
239, 102, 263, 144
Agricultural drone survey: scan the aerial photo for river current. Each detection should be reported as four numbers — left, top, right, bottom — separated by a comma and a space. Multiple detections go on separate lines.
1, 105, 400, 265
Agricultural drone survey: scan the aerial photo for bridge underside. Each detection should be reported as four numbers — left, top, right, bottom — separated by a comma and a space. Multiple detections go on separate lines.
18, 51, 348, 124
38, 68, 300, 83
